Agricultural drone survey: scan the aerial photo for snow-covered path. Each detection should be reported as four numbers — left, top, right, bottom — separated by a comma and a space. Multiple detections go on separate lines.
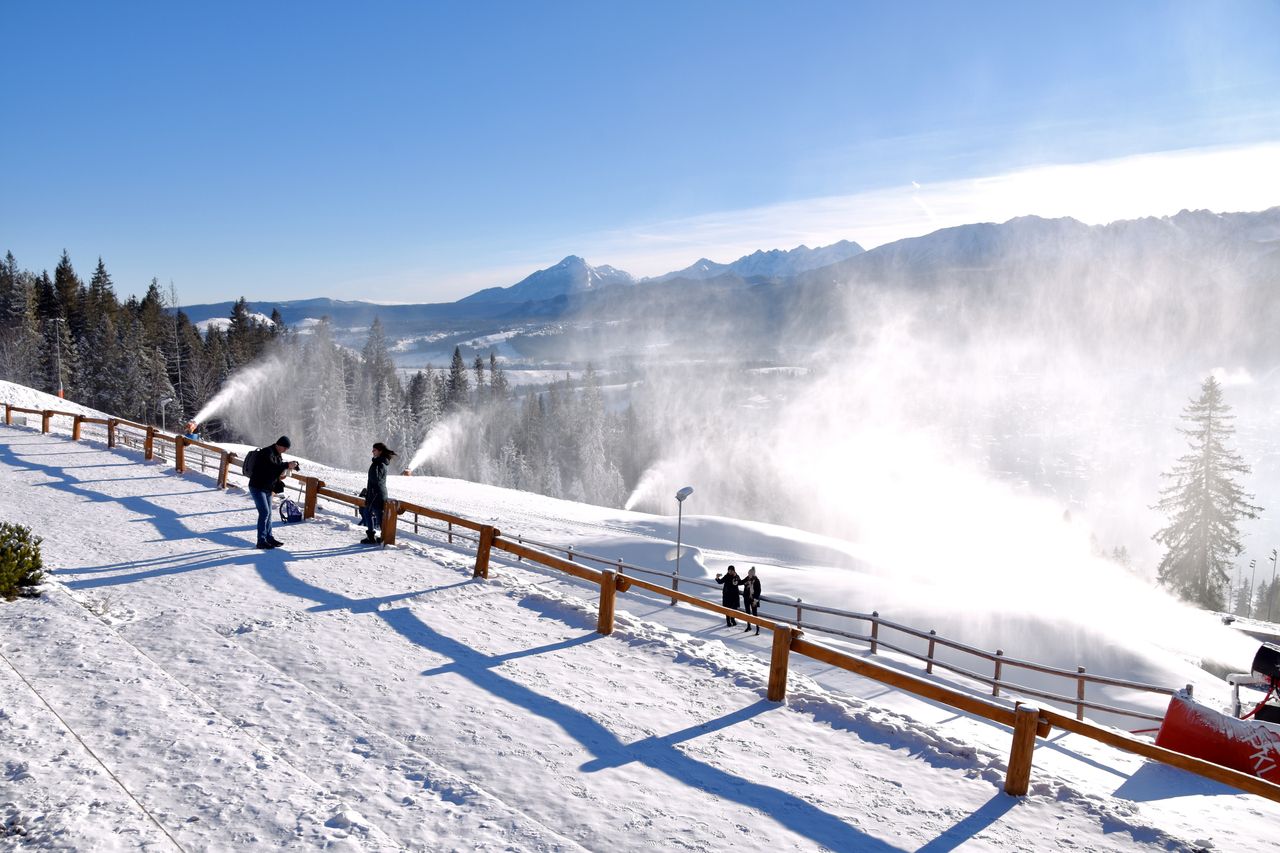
0, 427, 1274, 851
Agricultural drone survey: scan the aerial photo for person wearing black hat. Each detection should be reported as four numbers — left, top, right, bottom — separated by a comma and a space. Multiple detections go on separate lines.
248, 435, 298, 549
361, 442, 397, 545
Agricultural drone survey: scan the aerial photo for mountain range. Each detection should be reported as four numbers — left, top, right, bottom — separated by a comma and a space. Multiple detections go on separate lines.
179, 207, 1280, 368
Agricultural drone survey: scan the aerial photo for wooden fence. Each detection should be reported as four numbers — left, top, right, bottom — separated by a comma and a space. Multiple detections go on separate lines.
5, 401, 1279, 804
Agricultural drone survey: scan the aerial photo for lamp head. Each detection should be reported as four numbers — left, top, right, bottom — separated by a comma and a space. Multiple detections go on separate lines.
675, 486, 694, 502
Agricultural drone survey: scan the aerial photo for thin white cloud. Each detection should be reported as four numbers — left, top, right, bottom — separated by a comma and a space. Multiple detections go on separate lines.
413, 141, 1280, 299
575, 141, 1280, 277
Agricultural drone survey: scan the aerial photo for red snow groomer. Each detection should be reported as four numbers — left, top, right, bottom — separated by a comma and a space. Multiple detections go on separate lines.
1155, 643, 1280, 781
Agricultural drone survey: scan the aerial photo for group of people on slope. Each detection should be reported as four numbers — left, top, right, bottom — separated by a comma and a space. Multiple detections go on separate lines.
715, 565, 762, 635
246, 436, 397, 549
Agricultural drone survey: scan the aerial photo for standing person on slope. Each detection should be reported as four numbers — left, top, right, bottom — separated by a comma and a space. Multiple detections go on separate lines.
715, 564, 742, 627
248, 436, 298, 549
361, 442, 397, 545
740, 566, 762, 635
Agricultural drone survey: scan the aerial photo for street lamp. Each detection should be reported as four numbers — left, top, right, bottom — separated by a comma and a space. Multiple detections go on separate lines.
672, 486, 693, 605
1269, 549, 1279, 624
47, 318, 65, 398
1249, 559, 1258, 619
159, 397, 174, 432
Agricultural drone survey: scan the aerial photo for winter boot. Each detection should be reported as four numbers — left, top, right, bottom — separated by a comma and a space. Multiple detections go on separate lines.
360, 532, 380, 545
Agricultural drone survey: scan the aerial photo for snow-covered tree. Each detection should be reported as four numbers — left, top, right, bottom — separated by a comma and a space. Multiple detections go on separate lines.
1153, 376, 1262, 610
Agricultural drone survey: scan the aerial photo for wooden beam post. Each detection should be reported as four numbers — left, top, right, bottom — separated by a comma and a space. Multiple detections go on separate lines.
993, 649, 1004, 697
1004, 704, 1040, 796
303, 477, 324, 519
217, 452, 232, 488
597, 570, 618, 635
107, 419, 117, 448
41, 410, 52, 433
3, 404, 11, 425
380, 499, 399, 546
144, 426, 155, 460
767, 626, 800, 702
72, 415, 83, 441
869, 611, 879, 654
473, 525, 498, 578
174, 436, 186, 473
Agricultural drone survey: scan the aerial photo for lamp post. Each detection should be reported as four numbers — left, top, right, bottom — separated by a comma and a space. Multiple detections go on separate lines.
1249, 559, 1258, 619
1269, 549, 1278, 624
673, 486, 694, 605
159, 397, 174, 432
48, 317, 65, 398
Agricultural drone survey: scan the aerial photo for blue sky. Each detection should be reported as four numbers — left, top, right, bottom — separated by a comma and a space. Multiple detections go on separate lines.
3, 1, 1279, 304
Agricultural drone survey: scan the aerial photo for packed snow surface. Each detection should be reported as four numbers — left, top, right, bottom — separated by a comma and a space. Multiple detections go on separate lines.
1, 393, 1279, 849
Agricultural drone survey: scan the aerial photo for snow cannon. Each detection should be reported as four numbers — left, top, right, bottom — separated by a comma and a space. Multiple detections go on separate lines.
1154, 643, 1280, 780
1253, 643, 1280, 684
402, 469, 413, 476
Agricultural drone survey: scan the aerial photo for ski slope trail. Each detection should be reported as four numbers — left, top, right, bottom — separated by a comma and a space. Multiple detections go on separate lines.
0, 427, 1269, 851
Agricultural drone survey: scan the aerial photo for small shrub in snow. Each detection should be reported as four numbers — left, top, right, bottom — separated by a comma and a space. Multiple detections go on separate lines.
0, 523, 44, 601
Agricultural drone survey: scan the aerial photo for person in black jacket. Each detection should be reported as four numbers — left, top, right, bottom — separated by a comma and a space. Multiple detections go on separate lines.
361, 442, 397, 545
715, 564, 742, 627
741, 566, 762, 635
248, 436, 298, 549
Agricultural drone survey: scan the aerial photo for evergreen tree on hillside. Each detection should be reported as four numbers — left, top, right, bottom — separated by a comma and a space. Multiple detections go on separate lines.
445, 346, 469, 411
1153, 376, 1262, 610
53, 250, 85, 337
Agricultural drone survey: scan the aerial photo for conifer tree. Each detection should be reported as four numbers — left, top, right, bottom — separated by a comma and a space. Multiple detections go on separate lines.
446, 346, 469, 410
1153, 376, 1262, 610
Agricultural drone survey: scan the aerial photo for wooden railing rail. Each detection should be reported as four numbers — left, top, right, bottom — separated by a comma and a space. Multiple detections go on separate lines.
6, 401, 1277, 803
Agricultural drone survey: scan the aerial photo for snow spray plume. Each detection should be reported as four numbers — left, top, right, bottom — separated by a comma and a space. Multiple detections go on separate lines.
408, 411, 477, 472
193, 356, 289, 425
561, 218, 1277, 699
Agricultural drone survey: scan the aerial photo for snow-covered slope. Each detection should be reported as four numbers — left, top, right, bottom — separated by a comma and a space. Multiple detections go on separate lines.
2, 423, 1278, 849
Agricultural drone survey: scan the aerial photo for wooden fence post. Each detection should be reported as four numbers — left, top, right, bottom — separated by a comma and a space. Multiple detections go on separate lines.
217, 452, 232, 488
869, 611, 880, 654
174, 436, 186, 473
380, 499, 399, 546
1076, 666, 1086, 721
767, 627, 800, 702
3, 404, 11, 425
597, 570, 617, 635
926, 629, 937, 674
72, 415, 83, 441
144, 426, 155, 460
473, 525, 498, 578
107, 419, 117, 448
303, 477, 323, 519
41, 410, 52, 433
993, 649, 1004, 696
1004, 704, 1040, 796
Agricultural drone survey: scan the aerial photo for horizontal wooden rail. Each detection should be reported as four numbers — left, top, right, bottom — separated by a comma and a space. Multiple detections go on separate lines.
1038, 708, 1280, 804
494, 537, 606, 585
397, 499, 486, 533
793, 637, 1020, 729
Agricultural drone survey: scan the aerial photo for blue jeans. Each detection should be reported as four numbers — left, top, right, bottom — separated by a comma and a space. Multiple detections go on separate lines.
364, 499, 383, 535
250, 488, 273, 543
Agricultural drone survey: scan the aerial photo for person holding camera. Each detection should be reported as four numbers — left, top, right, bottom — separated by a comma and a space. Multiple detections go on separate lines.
248, 435, 298, 549
361, 442, 397, 545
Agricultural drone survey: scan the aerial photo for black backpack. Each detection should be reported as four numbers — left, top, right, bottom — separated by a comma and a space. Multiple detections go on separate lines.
241, 448, 259, 479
